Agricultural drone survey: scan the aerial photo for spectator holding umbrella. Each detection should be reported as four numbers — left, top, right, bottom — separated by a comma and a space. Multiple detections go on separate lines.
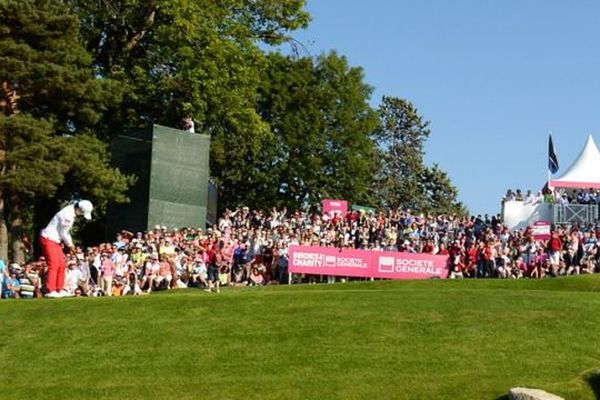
39, 200, 93, 298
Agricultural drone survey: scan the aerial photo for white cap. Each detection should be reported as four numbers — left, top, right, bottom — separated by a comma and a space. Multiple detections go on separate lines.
77, 200, 93, 220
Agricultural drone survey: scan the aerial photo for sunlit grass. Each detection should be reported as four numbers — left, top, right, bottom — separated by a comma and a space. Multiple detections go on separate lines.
2, 276, 600, 399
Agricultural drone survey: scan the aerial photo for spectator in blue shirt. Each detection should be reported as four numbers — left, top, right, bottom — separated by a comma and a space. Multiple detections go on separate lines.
1, 265, 21, 299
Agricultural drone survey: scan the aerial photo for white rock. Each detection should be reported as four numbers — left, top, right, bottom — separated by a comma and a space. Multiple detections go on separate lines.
509, 387, 565, 400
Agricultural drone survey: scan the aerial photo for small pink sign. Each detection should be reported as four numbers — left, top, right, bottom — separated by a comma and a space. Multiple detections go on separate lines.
532, 221, 551, 241
289, 245, 449, 280
322, 199, 348, 216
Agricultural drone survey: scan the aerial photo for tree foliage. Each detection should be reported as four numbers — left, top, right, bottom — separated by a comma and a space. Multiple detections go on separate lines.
420, 164, 467, 216
255, 52, 379, 209
67, 0, 310, 207
0, 0, 133, 261
373, 96, 465, 215
0, 0, 466, 262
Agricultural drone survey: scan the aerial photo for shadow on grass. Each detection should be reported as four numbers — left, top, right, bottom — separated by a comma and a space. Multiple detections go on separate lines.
493, 395, 509, 400
586, 371, 600, 400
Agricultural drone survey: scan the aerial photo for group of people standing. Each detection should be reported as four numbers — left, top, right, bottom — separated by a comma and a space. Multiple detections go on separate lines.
4, 201, 600, 300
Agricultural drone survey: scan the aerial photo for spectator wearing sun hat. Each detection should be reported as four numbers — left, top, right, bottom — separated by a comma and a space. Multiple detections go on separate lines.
142, 253, 160, 293
1, 264, 21, 299
40, 200, 93, 298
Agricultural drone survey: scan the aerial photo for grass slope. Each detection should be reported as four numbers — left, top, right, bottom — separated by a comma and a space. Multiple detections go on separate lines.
2, 277, 600, 399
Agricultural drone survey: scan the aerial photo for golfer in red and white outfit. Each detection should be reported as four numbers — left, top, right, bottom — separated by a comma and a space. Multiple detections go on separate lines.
40, 200, 93, 298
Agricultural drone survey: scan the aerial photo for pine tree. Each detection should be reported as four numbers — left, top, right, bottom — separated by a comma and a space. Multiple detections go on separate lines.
373, 96, 464, 215
0, 0, 132, 262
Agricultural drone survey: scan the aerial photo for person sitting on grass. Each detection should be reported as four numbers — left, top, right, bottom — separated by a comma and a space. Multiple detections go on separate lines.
142, 253, 160, 293
20, 263, 42, 298
154, 254, 173, 290
111, 278, 124, 296
449, 255, 464, 279
64, 260, 82, 296
248, 267, 264, 286
219, 264, 231, 287
122, 271, 144, 296
495, 248, 511, 279
77, 257, 92, 296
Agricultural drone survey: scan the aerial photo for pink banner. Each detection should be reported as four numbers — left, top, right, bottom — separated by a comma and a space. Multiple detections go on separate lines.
322, 199, 348, 216
289, 245, 449, 280
532, 221, 551, 241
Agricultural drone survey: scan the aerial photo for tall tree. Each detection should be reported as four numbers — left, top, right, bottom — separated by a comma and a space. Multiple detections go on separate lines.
255, 52, 379, 209
0, 0, 132, 262
420, 164, 466, 215
373, 96, 464, 214
373, 96, 430, 210
67, 0, 310, 208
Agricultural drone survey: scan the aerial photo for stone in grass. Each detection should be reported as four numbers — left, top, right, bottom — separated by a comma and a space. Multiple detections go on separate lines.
509, 387, 565, 400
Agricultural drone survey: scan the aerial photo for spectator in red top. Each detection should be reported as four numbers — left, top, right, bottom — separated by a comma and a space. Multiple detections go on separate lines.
465, 243, 478, 278
422, 239, 435, 254
482, 242, 495, 277
548, 231, 562, 271
437, 243, 449, 256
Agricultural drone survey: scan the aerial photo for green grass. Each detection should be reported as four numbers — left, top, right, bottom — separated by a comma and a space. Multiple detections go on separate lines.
3, 277, 600, 399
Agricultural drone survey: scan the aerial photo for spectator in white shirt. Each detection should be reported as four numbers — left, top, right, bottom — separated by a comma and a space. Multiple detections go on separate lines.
182, 115, 195, 133
64, 260, 82, 296
524, 190, 536, 204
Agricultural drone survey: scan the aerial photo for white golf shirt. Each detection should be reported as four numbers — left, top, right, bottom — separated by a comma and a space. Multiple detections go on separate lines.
41, 205, 75, 247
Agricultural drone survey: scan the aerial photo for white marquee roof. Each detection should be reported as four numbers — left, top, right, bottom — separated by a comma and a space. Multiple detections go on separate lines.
550, 135, 600, 189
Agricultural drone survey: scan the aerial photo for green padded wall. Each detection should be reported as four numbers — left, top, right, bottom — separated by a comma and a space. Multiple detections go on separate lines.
106, 129, 152, 239
207, 180, 218, 227
148, 125, 210, 230
106, 125, 211, 239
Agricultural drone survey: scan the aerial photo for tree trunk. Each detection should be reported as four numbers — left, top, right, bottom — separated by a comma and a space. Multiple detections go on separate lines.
0, 193, 8, 262
9, 191, 25, 264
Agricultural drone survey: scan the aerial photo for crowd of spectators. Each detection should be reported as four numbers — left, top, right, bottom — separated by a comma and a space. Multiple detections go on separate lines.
2, 205, 600, 299
503, 187, 600, 205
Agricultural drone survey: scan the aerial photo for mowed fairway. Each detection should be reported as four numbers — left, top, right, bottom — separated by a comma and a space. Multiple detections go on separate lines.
3, 277, 600, 400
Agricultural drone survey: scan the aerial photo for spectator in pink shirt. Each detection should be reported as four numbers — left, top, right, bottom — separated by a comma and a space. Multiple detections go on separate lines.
100, 253, 115, 296
154, 254, 173, 289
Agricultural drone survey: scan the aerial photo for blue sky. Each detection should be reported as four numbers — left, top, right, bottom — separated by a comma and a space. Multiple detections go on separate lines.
281, 0, 600, 215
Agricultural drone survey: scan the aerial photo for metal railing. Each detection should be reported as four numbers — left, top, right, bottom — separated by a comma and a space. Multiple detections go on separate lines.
553, 204, 598, 225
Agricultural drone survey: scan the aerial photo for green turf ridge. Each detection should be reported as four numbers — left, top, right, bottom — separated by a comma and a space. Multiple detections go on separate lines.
2, 276, 600, 400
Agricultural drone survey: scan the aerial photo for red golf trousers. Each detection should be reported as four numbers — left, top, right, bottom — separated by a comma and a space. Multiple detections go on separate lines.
40, 236, 65, 293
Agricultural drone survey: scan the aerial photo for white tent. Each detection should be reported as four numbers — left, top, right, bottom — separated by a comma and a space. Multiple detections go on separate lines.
550, 134, 600, 189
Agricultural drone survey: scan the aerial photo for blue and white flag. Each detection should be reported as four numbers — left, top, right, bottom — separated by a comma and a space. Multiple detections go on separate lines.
548, 134, 559, 174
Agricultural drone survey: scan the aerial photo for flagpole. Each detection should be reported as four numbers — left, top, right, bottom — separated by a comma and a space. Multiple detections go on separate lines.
548, 131, 553, 192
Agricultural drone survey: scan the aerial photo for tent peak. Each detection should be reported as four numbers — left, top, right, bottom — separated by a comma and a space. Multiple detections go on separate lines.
550, 134, 600, 189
